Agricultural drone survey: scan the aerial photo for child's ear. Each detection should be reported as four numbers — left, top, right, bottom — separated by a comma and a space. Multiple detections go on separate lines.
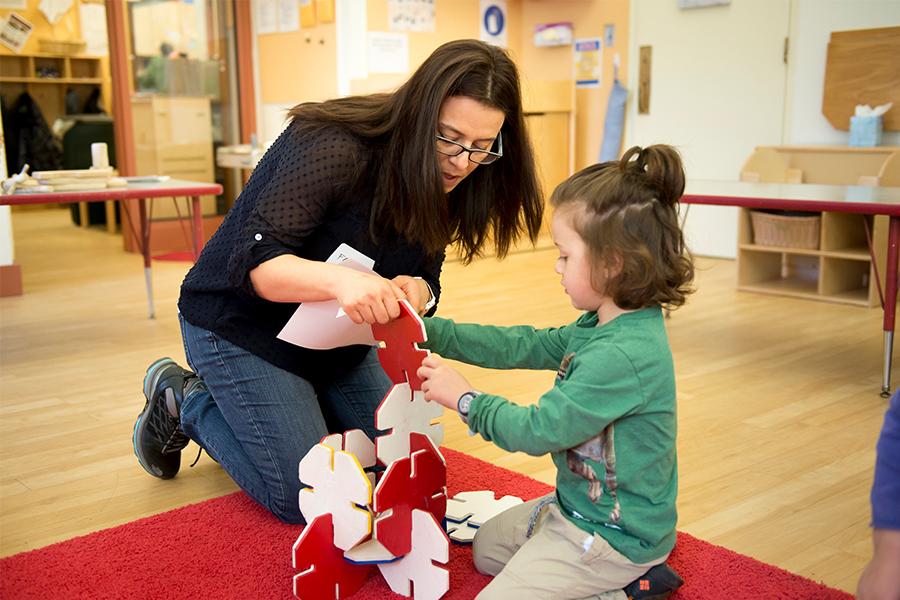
606, 251, 624, 280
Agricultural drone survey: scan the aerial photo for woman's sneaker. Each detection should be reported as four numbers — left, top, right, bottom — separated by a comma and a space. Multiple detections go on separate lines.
133, 358, 196, 479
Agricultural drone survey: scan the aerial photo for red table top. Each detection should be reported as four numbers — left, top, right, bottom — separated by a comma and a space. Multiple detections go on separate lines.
1, 178, 223, 206
682, 180, 900, 216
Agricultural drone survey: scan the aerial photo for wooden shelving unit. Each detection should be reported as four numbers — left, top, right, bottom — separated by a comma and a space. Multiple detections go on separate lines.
0, 53, 109, 126
737, 145, 899, 308
737, 208, 886, 307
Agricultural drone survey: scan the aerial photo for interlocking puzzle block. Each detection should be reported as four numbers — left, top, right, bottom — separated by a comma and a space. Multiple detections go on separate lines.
292, 513, 371, 600
444, 491, 524, 545
371, 299, 429, 390
378, 509, 450, 600
343, 537, 401, 565
375, 383, 443, 466
321, 430, 377, 469
373, 433, 447, 558
321, 429, 378, 489
298, 443, 372, 551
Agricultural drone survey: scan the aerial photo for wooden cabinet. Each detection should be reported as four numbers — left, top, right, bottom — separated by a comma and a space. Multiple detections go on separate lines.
0, 53, 109, 127
523, 80, 575, 236
737, 146, 899, 307
131, 95, 216, 219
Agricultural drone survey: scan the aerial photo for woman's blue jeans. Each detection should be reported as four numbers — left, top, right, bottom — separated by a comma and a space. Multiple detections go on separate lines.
178, 314, 391, 523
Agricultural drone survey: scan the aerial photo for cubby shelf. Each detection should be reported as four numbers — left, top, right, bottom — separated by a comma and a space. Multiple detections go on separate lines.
736, 207, 887, 307
0, 53, 109, 126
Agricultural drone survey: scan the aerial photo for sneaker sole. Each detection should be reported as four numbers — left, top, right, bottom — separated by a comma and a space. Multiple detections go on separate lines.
133, 358, 178, 479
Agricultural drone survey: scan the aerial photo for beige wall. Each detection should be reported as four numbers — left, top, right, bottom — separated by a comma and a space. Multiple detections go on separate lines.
258, 21, 339, 103
521, 0, 629, 170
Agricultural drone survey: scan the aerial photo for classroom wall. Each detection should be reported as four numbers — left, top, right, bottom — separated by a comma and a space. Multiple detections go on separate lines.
786, 0, 900, 147
0, 0, 86, 56
520, 0, 629, 171
253, 0, 630, 163
626, 0, 900, 259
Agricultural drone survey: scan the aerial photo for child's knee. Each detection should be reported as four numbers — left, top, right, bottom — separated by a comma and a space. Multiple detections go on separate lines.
472, 523, 506, 576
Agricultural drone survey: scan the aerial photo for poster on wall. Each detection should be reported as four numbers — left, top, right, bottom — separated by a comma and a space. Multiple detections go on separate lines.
368, 31, 409, 75
256, 0, 277, 34
388, 0, 434, 33
479, 0, 506, 48
278, 0, 300, 32
80, 2, 107, 56
0, 12, 33, 53
574, 38, 602, 88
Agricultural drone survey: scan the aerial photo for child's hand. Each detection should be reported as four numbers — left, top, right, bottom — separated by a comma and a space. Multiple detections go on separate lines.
417, 355, 473, 412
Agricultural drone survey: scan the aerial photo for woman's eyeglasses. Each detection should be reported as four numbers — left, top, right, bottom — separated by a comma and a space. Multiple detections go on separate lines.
435, 131, 503, 165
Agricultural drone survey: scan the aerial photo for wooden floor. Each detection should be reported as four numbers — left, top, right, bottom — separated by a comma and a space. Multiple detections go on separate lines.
1, 207, 894, 594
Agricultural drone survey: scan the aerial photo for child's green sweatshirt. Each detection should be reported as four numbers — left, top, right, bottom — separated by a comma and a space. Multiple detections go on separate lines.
421, 307, 677, 564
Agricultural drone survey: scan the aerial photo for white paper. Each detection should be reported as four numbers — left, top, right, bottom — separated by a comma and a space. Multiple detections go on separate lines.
256, 0, 278, 35
38, 0, 71, 26
855, 103, 893, 117
368, 32, 408, 75
388, 0, 435, 33
277, 245, 379, 350
79, 2, 108, 56
278, 0, 300, 33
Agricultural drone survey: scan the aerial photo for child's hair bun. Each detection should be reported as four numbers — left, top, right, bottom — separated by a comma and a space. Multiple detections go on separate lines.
619, 145, 685, 208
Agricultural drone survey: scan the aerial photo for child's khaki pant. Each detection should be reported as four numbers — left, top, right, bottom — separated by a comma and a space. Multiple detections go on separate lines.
472, 495, 667, 600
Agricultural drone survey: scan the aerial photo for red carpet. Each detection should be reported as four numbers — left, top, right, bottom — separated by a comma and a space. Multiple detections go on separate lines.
0, 448, 853, 600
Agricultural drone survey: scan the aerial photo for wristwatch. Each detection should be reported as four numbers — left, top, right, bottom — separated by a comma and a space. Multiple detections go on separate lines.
414, 277, 436, 312
457, 390, 482, 424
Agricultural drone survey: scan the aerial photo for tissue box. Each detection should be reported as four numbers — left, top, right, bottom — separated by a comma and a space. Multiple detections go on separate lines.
849, 115, 883, 147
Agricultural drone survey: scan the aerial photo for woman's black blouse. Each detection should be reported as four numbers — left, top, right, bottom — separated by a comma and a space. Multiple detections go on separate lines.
178, 119, 444, 381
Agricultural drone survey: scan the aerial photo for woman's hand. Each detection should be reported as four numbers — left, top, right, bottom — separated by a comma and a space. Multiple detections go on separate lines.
417, 355, 473, 411
249, 255, 407, 324
334, 270, 408, 325
392, 276, 432, 316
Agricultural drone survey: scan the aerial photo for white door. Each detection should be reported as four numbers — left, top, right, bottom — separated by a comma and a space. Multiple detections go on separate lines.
625, 0, 791, 258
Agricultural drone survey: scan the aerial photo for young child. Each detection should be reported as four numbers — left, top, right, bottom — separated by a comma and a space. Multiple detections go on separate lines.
417, 145, 695, 599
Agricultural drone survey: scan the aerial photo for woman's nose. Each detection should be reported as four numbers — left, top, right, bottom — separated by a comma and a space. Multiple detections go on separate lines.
449, 152, 470, 170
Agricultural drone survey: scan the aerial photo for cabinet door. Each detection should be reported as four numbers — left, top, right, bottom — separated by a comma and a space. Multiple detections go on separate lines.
526, 112, 569, 233
168, 98, 212, 145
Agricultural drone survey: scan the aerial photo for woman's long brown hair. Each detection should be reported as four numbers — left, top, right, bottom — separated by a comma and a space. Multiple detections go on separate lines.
287, 39, 543, 263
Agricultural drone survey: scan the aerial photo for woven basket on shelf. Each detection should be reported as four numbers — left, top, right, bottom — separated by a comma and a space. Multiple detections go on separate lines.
38, 39, 87, 55
750, 210, 821, 250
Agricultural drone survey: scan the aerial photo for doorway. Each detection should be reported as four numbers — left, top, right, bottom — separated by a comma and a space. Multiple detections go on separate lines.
126, 0, 243, 219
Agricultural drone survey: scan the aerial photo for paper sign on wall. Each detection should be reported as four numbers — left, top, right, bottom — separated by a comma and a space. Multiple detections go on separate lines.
0, 12, 32, 53
575, 38, 602, 88
479, 0, 507, 48
368, 32, 408, 75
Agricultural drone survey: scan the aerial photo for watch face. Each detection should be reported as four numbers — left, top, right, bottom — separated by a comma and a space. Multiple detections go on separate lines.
458, 392, 475, 415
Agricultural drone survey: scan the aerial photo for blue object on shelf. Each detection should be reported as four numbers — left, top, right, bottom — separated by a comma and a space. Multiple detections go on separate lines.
849, 115, 883, 147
